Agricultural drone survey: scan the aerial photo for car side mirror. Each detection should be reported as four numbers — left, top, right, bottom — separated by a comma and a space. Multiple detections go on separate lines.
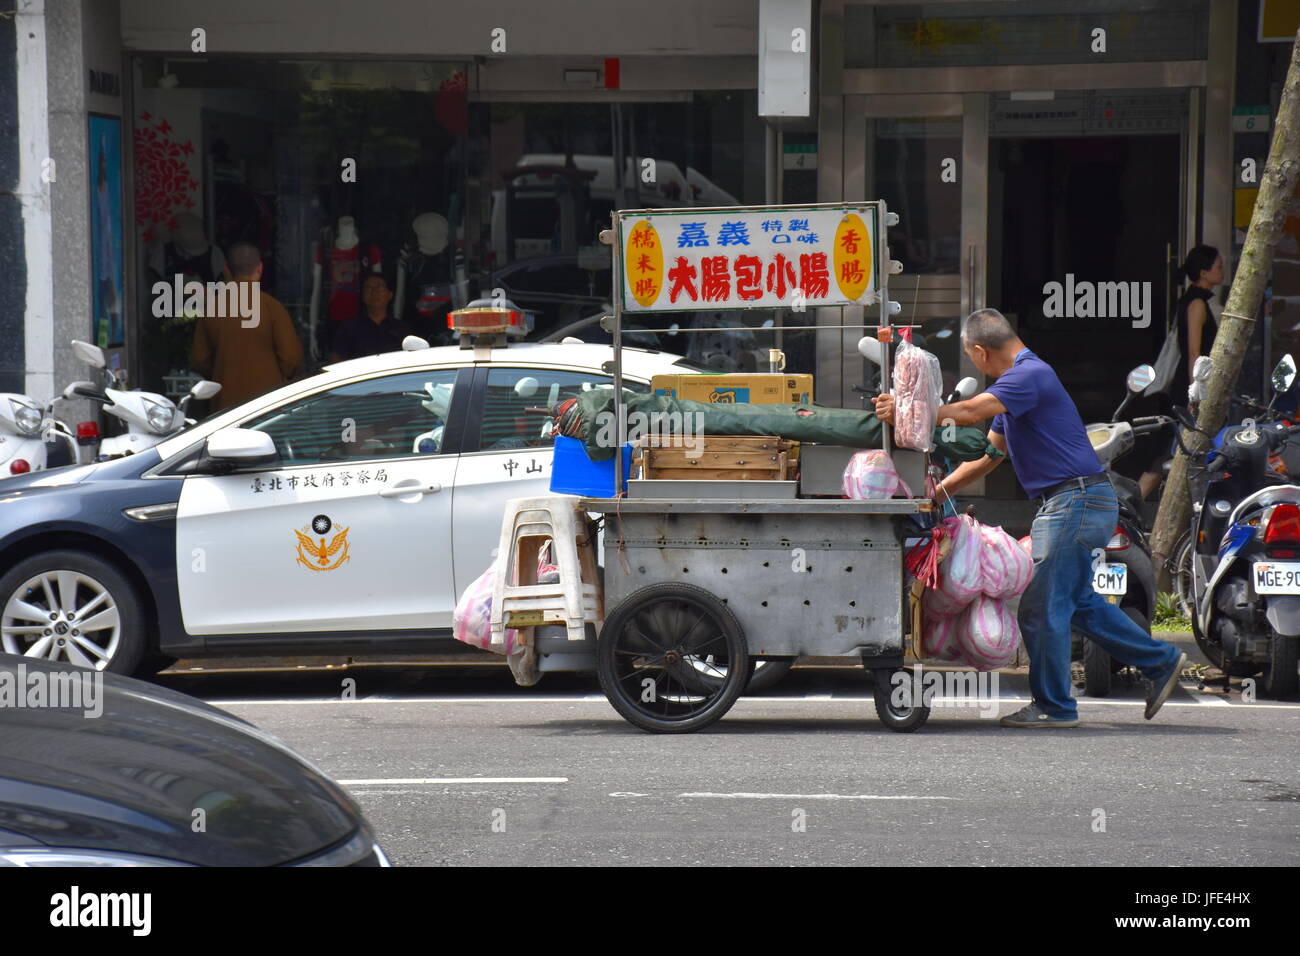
200, 428, 278, 472
401, 335, 430, 351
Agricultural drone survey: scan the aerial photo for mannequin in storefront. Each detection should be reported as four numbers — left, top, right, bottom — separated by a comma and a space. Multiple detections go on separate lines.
144, 212, 227, 394
148, 212, 226, 284
310, 215, 382, 357
395, 211, 453, 345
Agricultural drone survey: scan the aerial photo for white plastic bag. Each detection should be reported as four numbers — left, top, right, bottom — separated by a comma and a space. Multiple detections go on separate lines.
891, 338, 942, 452
842, 449, 914, 499
933, 515, 985, 610
956, 593, 1021, 671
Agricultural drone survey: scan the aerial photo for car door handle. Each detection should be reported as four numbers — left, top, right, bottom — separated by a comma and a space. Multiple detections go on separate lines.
378, 480, 443, 499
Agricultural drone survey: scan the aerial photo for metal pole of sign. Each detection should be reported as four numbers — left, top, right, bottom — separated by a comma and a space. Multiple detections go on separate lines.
610, 210, 626, 495
877, 201, 891, 456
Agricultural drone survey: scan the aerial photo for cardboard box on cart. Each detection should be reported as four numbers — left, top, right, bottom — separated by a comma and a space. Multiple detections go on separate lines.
650, 372, 813, 406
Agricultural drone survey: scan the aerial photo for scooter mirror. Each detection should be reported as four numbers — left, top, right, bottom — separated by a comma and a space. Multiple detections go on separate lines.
190, 379, 222, 401
1271, 353, 1296, 394
1126, 364, 1156, 394
953, 376, 978, 401
1192, 355, 1214, 382
857, 335, 883, 366
71, 339, 106, 369
63, 381, 104, 401
1172, 405, 1198, 430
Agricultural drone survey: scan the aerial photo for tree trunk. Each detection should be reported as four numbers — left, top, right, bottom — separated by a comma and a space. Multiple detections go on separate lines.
1151, 28, 1300, 586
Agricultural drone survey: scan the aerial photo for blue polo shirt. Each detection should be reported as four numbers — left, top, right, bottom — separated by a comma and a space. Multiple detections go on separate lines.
986, 348, 1103, 498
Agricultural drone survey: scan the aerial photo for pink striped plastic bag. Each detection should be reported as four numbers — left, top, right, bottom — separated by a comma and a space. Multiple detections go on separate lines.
842, 449, 914, 499
922, 579, 968, 618
922, 611, 963, 661
453, 566, 519, 656
978, 523, 1034, 599
956, 593, 1021, 671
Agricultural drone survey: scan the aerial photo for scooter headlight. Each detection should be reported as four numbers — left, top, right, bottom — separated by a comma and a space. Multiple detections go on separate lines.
9, 399, 42, 437
142, 397, 178, 434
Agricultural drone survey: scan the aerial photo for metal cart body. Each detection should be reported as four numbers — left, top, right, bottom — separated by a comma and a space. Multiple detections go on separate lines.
584, 498, 922, 659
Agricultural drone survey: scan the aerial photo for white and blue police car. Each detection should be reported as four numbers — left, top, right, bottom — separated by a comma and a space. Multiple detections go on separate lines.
0, 314, 698, 675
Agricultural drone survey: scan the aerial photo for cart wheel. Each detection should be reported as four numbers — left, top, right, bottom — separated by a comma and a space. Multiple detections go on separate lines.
871, 668, 931, 733
596, 582, 751, 734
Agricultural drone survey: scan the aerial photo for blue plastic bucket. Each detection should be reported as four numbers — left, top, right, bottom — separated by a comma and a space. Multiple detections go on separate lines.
549, 435, 632, 496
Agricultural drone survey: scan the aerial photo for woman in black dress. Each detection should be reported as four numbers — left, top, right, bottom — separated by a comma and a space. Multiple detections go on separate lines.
1138, 244, 1224, 498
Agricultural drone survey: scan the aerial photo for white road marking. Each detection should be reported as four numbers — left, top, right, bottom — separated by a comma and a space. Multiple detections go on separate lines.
336, 777, 568, 786
206, 693, 1300, 710
1191, 691, 1233, 706
803, 692, 834, 700
678, 792, 955, 800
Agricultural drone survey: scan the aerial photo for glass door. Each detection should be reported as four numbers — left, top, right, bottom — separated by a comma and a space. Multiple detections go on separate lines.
850, 93, 988, 405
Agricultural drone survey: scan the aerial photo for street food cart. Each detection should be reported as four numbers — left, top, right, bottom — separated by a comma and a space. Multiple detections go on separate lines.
577, 494, 930, 733
507, 202, 939, 733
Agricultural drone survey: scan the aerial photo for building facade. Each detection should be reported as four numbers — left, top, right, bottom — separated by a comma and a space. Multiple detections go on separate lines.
3, 0, 1299, 497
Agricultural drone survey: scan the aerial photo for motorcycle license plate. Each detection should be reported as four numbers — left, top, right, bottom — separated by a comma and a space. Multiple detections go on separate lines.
1092, 563, 1127, 595
1252, 561, 1300, 594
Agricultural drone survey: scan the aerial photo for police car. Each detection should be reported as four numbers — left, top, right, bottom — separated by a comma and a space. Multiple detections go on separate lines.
0, 306, 700, 675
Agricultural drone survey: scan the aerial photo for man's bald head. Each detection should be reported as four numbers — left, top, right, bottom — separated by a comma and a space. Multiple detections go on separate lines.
228, 242, 262, 280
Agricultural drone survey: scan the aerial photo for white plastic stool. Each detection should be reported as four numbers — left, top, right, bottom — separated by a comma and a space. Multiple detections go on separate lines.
489, 496, 603, 646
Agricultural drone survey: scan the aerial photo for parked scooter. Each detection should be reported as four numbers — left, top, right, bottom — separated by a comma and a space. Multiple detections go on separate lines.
0, 392, 78, 476
1073, 364, 1165, 696
65, 340, 221, 459
1177, 353, 1300, 698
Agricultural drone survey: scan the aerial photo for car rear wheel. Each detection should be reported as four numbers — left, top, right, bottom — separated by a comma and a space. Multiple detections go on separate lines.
0, 550, 146, 675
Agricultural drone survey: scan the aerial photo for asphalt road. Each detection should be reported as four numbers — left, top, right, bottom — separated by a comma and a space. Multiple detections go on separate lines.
154, 659, 1300, 867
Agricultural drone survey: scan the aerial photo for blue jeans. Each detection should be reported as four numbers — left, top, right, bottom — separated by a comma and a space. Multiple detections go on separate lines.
1018, 482, 1181, 719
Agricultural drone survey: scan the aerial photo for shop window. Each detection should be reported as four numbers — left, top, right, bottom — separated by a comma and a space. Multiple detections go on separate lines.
478, 94, 772, 362
131, 57, 469, 393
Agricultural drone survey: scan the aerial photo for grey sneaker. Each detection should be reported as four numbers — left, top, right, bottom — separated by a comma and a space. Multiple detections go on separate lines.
999, 703, 1079, 728
1145, 651, 1188, 720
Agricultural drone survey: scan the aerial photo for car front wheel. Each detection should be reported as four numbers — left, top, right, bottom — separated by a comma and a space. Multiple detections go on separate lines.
0, 550, 146, 675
